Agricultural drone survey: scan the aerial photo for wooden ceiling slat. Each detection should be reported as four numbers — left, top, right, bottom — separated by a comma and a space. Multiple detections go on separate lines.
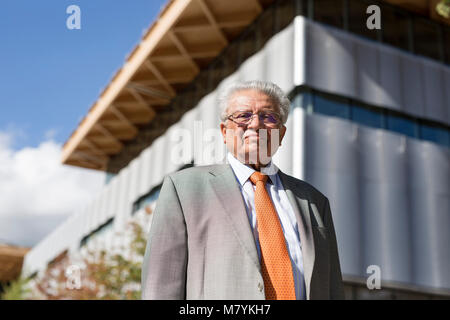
196, 0, 229, 45
143, 60, 177, 96
168, 30, 201, 73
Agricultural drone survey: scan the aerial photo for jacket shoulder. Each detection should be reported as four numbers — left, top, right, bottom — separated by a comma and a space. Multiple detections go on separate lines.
167, 164, 229, 182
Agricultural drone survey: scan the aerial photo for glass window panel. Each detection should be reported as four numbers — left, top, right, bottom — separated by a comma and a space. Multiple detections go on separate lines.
444, 27, 450, 65
195, 71, 209, 99
387, 113, 418, 138
222, 41, 239, 78
413, 18, 441, 61
275, 0, 296, 32
420, 124, 450, 147
292, 91, 313, 113
259, 6, 274, 48
313, 93, 350, 119
239, 26, 256, 63
295, 0, 308, 16
313, 0, 344, 29
209, 59, 225, 91
382, 6, 410, 51
351, 104, 383, 129
348, 0, 378, 41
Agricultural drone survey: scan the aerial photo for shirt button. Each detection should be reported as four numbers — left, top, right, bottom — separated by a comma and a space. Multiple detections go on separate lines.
258, 282, 263, 292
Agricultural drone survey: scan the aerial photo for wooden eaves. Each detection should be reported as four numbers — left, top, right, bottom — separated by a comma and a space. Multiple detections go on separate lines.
62, 0, 270, 171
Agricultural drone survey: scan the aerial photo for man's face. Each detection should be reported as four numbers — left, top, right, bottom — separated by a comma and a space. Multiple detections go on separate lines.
220, 89, 286, 167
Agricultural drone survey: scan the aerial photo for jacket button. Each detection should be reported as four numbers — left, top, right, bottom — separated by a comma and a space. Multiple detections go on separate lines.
258, 282, 263, 292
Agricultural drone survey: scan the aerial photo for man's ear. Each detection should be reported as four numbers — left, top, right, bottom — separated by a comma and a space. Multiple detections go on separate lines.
279, 125, 287, 145
220, 122, 227, 144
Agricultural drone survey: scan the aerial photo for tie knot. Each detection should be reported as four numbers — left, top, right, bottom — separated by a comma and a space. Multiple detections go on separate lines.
250, 172, 268, 185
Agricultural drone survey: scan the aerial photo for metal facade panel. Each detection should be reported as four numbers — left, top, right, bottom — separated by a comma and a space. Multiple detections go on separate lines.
422, 60, 447, 123
408, 141, 450, 288
355, 41, 382, 105
264, 25, 295, 93
444, 70, 450, 124
127, 158, 141, 216
304, 114, 449, 290
138, 148, 153, 196
305, 21, 357, 98
304, 114, 362, 276
378, 47, 403, 111
400, 55, 425, 117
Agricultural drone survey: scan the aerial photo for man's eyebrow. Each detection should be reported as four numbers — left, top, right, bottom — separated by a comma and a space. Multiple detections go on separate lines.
234, 107, 277, 112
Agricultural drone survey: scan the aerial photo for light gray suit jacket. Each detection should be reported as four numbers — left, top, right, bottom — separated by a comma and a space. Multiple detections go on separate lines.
141, 164, 345, 300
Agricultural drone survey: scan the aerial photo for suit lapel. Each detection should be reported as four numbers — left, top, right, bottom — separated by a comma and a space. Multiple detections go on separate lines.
278, 171, 316, 300
208, 164, 261, 272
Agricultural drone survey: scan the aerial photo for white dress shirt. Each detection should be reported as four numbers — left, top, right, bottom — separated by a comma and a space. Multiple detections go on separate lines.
227, 152, 306, 300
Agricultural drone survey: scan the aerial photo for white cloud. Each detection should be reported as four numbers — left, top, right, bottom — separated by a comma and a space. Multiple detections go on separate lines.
0, 131, 105, 248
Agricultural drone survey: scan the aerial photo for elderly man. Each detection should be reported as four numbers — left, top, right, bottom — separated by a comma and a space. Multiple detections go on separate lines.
141, 80, 344, 300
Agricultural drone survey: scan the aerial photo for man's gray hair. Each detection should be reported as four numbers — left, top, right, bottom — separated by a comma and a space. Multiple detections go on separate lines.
218, 80, 291, 125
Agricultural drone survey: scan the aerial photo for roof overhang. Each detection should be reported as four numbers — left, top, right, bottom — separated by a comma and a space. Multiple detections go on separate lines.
0, 245, 30, 282
62, 0, 272, 171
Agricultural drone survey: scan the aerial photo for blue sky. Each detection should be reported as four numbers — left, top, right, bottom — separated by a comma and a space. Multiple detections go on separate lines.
0, 1, 167, 247
0, 0, 167, 150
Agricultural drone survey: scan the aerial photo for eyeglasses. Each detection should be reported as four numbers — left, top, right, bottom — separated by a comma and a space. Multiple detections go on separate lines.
227, 111, 281, 126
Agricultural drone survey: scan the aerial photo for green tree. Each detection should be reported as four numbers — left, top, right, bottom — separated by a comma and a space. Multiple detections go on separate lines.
436, 0, 450, 18
1, 276, 31, 300
4, 212, 151, 300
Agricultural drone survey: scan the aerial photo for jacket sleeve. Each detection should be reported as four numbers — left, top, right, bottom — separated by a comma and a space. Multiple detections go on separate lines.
323, 197, 345, 300
141, 175, 188, 300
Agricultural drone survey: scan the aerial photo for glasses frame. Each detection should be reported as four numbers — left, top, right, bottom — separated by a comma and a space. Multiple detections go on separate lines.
226, 110, 282, 126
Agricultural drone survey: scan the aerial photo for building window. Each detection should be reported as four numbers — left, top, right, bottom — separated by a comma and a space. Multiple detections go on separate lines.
351, 103, 384, 129
420, 123, 450, 148
195, 71, 210, 100
275, 0, 296, 32
386, 112, 418, 139
239, 26, 257, 64
381, 5, 411, 51
132, 185, 162, 215
347, 0, 378, 41
313, 92, 350, 120
413, 18, 442, 61
132, 162, 195, 216
292, 89, 313, 114
222, 41, 239, 79
313, 0, 345, 29
79, 218, 114, 248
444, 27, 450, 65
209, 59, 225, 92
291, 87, 449, 148
258, 6, 275, 50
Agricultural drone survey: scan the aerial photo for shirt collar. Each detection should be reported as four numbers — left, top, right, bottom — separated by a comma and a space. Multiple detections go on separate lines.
227, 152, 278, 186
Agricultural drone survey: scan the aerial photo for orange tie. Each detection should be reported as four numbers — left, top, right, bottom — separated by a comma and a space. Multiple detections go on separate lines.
250, 172, 296, 300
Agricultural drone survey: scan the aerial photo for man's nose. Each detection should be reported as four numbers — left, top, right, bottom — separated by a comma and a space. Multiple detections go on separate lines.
247, 114, 264, 129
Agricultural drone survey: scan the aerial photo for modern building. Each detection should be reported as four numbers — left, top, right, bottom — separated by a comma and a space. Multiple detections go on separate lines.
23, 0, 450, 299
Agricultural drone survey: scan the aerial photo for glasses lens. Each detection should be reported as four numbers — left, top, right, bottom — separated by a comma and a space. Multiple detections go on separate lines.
233, 112, 253, 123
264, 113, 279, 124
